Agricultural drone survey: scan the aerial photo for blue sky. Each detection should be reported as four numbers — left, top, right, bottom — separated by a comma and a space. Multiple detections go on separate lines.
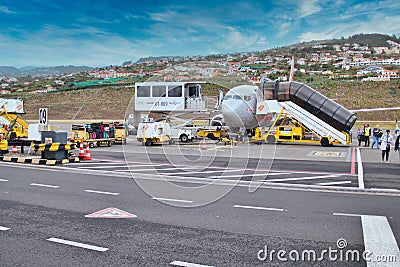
1, 0, 400, 67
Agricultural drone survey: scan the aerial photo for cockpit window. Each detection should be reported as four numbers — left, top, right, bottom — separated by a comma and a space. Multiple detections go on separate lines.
243, 95, 251, 101
224, 94, 242, 100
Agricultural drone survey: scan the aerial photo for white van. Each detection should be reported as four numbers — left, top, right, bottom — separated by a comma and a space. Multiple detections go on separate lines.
137, 119, 173, 146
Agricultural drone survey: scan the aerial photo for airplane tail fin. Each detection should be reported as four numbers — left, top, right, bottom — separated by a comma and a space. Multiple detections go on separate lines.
289, 56, 295, 82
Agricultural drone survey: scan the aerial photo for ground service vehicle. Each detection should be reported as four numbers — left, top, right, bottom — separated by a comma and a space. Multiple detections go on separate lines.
252, 107, 349, 146
172, 126, 197, 142
0, 106, 29, 140
137, 118, 173, 146
70, 123, 116, 148
0, 135, 8, 155
113, 123, 127, 144
197, 126, 228, 140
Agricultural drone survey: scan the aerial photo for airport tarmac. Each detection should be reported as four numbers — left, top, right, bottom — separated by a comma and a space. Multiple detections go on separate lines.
59, 135, 399, 191
1, 135, 399, 266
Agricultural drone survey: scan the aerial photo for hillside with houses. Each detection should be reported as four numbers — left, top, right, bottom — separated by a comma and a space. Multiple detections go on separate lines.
0, 33, 399, 121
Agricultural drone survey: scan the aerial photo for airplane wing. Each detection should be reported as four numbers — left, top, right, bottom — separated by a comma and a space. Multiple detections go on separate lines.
350, 107, 400, 112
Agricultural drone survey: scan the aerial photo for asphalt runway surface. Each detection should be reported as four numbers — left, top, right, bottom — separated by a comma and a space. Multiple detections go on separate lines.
0, 136, 399, 266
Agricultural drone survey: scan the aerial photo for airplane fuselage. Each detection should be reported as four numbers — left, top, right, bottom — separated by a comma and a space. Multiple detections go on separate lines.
221, 85, 273, 131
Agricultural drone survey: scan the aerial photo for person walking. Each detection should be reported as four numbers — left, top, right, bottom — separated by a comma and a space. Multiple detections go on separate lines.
371, 124, 382, 149
395, 133, 400, 162
357, 128, 364, 146
380, 130, 394, 163
364, 124, 371, 147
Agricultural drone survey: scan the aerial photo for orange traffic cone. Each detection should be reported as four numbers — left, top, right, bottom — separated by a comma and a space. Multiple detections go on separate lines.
201, 138, 207, 150
78, 143, 85, 160
84, 144, 92, 160
11, 145, 18, 154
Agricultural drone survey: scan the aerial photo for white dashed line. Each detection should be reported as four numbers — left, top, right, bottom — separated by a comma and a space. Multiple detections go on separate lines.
261, 174, 341, 182
0, 179, 9, 182
333, 212, 362, 217
152, 197, 194, 203
47, 237, 109, 252
233, 205, 285, 212
210, 172, 292, 179
170, 260, 214, 267
0, 226, 11, 231
166, 169, 241, 175
30, 183, 60, 188
371, 188, 399, 192
316, 181, 352, 186
84, 190, 120, 195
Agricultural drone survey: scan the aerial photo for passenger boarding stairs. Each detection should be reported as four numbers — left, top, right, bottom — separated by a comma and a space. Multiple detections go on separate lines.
256, 81, 356, 145
278, 101, 349, 145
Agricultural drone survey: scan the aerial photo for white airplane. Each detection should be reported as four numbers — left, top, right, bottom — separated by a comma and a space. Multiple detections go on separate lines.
221, 56, 295, 132
220, 57, 400, 132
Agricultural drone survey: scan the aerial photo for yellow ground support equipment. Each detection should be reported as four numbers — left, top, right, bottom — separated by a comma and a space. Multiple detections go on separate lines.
113, 123, 127, 145
0, 106, 28, 140
70, 123, 116, 148
197, 126, 228, 140
252, 108, 350, 146
0, 136, 8, 156
221, 137, 238, 146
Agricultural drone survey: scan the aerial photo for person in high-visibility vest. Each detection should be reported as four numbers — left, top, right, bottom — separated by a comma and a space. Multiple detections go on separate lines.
364, 124, 371, 147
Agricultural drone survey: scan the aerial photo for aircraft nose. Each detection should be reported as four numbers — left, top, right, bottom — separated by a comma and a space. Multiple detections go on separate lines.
221, 100, 247, 128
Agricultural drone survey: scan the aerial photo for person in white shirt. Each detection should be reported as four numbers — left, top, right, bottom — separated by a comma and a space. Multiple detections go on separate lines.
380, 130, 394, 163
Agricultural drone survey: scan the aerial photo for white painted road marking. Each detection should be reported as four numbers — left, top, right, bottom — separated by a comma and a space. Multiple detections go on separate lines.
316, 180, 352, 186
361, 215, 399, 266
233, 205, 285, 212
262, 174, 340, 182
85, 207, 137, 218
126, 167, 198, 172
0, 226, 11, 231
333, 213, 362, 217
210, 172, 293, 179
152, 197, 194, 203
371, 188, 399, 192
30, 183, 59, 188
170, 260, 214, 267
166, 169, 242, 175
84, 190, 120, 196
47, 237, 109, 252
0, 179, 9, 182
357, 148, 365, 189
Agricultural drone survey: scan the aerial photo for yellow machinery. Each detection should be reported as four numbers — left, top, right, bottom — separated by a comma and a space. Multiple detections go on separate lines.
113, 123, 127, 145
70, 123, 116, 148
0, 135, 8, 155
197, 126, 228, 140
0, 106, 28, 140
252, 108, 349, 146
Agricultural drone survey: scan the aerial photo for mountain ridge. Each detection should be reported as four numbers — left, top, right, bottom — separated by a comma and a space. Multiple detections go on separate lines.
0, 65, 94, 78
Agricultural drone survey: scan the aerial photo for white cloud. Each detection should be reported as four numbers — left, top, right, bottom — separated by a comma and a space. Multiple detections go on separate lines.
0, 25, 140, 67
0, 5, 16, 14
297, 0, 323, 19
298, 13, 400, 43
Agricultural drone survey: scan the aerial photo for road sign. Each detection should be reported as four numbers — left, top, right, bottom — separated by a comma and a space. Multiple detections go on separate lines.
85, 207, 137, 218
39, 108, 48, 126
